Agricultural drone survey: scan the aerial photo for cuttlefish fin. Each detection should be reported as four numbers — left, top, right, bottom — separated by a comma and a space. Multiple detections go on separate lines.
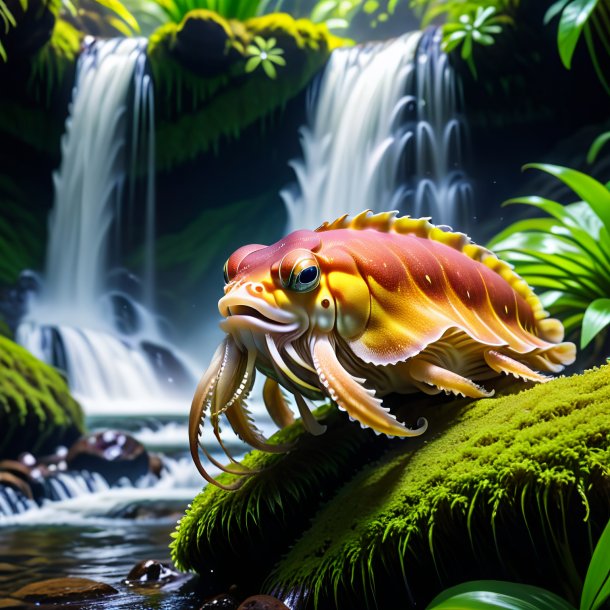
312, 336, 426, 437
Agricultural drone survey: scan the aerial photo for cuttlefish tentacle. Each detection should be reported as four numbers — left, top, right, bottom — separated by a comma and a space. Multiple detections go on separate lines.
188, 338, 246, 490
312, 336, 428, 437
294, 393, 327, 436
225, 397, 296, 453
263, 378, 296, 429
210, 344, 260, 471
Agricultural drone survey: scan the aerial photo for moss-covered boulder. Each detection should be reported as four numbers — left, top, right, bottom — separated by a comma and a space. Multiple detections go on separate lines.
0, 337, 84, 459
172, 366, 610, 608
148, 12, 346, 170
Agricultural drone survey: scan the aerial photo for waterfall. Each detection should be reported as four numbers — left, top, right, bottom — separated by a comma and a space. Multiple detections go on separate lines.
16, 38, 197, 411
282, 29, 473, 232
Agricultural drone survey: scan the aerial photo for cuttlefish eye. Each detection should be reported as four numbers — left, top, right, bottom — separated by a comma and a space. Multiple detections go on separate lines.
279, 250, 321, 293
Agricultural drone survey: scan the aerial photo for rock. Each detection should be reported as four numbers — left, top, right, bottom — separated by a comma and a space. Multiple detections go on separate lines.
140, 341, 195, 395
12, 577, 117, 603
237, 595, 289, 610
67, 431, 149, 485
172, 10, 240, 77
0, 598, 26, 609
125, 559, 180, 587
200, 593, 239, 609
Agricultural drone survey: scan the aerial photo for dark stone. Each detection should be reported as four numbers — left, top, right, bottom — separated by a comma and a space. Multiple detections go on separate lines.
108, 293, 141, 335
172, 11, 241, 77
200, 593, 239, 609
140, 341, 195, 394
237, 595, 290, 610
12, 577, 117, 603
149, 453, 164, 477
125, 559, 180, 588
67, 431, 149, 486
0, 598, 26, 609
0, 458, 46, 501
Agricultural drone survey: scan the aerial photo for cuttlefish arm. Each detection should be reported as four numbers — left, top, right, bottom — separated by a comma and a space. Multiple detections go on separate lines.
189, 338, 246, 490
312, 336, 427, 437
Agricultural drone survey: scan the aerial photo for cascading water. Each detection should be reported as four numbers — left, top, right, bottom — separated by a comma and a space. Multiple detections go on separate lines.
16, 38, 197, 413
282, 28, 473, 232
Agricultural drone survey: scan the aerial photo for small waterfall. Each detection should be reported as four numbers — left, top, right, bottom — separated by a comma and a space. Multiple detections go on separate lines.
283, 28, 472, 232
17, 38, 196, 410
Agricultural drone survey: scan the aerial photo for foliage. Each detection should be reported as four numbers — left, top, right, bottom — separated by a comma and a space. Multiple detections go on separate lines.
148, 0, 257, 25
427, 517, 610, 609
441, 6, 506, 78
0, 336, 84, 459
28, 17, 82, 105
173, 365, 610, 608
148, 12, 345, 169
427, 581, 576, 610
488, 160, 610, 351
245, 35, 286, 78
544, 0, 610, 95
0, 0, 20, 62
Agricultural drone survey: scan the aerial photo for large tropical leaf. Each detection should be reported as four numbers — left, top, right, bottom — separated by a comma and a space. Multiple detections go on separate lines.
556, 0, 599, 69
523, 163, 610, 233
581, 519, 610, 610
581, 298, 610, 348
426, 580, 576, 610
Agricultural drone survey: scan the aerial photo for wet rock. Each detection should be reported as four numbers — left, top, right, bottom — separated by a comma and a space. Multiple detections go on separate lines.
12, 577, 117, 603
141, 341, 194, 394
125, 559, 180, 587
237, 595, 290, 610
149, 452, 164, 478
200, 593, 239, 609
0, 458, 46, 501
67, 431, 149, 485
0, 598, 26, 609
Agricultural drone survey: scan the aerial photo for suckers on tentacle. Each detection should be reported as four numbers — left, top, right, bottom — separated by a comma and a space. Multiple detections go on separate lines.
189, 210, 576, 489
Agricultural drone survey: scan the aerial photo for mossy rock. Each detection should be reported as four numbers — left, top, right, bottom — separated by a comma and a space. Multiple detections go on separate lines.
0, 337, 84, 459
148, 13, 347, 170
172, 366, 610, 608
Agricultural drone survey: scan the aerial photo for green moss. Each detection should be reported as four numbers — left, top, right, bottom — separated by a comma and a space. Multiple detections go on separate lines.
172, 367, 610, 608
148, 12, 347, 170
170, 402, 396, 592
0, 337, 85, 459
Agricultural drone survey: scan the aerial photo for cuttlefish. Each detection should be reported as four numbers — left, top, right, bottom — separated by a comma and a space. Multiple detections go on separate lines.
189, 211, 576, 489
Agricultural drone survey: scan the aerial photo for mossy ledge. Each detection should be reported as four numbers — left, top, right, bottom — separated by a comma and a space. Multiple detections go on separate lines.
172, 366, 610, 608
0, 337, 84, 459
148, 12, 346, 170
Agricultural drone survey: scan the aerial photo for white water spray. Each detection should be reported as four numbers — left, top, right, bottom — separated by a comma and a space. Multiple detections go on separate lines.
283, 29, 472, 232
17, 38, 197, 412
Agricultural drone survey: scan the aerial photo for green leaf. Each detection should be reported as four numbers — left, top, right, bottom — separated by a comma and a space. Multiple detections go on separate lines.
426, 580, 576, 610
544, 0, 572, 24
581, 519, 610, 610
262, 59, 277, 78
254, 35, 267, 48
94, 0, 139, 31
587, 131, 610, 164
557, 0, 598, 69
267, 54, 286, 66
523, 163, 610, 233
244, 55, 261, 72
580, 298, 610, 348
246, 44, 260, 55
